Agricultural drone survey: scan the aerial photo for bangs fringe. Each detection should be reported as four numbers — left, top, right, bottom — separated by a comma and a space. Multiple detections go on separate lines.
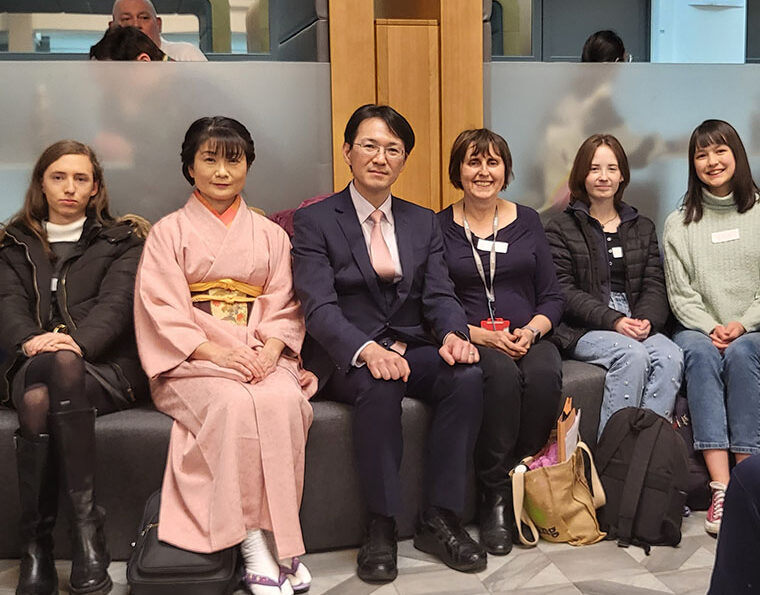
693, 129, 730, 150
201, 132, 247, 161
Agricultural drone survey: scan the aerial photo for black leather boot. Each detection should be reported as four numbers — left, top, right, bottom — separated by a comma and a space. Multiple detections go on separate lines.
478, 488, 513, 556
48, 409, 111, 595
14, 431, 59, 595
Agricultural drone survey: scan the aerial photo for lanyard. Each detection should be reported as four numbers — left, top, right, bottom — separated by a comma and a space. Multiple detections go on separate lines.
462, 204, 498, 321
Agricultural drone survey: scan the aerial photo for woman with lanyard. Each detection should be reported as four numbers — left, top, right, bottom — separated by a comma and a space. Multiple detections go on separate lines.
438, 128, 565, 556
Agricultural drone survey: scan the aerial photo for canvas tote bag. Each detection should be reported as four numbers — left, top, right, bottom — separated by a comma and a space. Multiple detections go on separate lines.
511, 441, 606, 546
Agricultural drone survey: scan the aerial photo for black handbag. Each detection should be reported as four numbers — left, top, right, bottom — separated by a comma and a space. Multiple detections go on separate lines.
127, 490, 240, 595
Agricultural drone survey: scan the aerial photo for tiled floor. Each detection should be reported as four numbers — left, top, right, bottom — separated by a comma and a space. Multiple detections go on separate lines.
0, 512, 715, 594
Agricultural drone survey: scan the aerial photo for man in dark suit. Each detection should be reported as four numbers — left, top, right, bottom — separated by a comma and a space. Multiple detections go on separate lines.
292, 104, 486, 583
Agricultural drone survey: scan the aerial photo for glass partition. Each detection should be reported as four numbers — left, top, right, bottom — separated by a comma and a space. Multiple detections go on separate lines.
0, 61, 333, 222
487, 62, 760, 231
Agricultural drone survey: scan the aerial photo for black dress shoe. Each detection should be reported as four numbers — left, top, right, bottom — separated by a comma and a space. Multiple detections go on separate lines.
413, 507, 487, 572
357, 514, 398, 583
479, 490, 513, 556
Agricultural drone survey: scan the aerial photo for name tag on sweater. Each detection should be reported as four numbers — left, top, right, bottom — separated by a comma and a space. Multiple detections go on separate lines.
477, 239, 508, 253
711, 228, 740, 243
611, 246, 623, 258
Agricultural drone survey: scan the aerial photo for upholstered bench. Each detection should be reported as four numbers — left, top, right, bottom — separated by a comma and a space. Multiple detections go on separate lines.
0, 360, 605, 559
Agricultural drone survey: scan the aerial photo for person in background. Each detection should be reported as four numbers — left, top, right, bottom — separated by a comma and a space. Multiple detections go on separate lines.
90, 25, 169, 61
438, 128, 565, 555
134, 116, 315, 595
0, 140, 148, 595
581, 30, 627, 62
545, 134, 682, 438
663, 119, 760, 537
292, 104, 485, 583
110, 0, 207, 61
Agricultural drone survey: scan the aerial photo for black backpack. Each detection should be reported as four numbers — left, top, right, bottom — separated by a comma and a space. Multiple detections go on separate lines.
672, 393, 712, 511
595, 407, 690, 554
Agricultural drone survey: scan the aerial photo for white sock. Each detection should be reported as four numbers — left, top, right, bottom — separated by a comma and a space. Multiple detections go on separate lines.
240, 529, 289, 595
281, 557, 312, 590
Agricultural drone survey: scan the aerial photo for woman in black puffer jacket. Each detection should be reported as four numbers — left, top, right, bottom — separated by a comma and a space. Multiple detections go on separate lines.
0, 140, 148, 595
544, 134, 682, 439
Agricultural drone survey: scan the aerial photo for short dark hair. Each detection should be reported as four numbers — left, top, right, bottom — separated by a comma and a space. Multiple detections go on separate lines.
89, 25, 166, 61
568, 134, 630, 206
343, 104, 415, 155
448, 129, 512, 191
180, 117, 256, 185
581, 30, 625, 62
683, 119, 758, 223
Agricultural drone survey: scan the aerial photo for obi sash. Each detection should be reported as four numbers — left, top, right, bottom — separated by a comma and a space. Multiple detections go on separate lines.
188, 278, 263, 326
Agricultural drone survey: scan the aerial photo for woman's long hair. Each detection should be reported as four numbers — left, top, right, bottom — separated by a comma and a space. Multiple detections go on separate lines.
1, 140, 113, 254
683, 120, 758, 224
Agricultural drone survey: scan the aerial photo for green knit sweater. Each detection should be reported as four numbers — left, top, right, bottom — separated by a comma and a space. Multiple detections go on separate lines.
663, 190, 760, 335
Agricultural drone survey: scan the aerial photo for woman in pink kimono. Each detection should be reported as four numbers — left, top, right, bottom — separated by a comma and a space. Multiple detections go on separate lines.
134, 116, 316, 595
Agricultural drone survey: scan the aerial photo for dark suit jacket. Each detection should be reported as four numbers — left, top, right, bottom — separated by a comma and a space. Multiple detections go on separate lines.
292, 186, 469, 384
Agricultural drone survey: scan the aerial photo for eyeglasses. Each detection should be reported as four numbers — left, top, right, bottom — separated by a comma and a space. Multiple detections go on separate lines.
353, 142, 405, 160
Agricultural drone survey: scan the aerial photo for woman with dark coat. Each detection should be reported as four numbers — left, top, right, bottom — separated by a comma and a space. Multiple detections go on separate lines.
545, 133, 682, 438
0, 140, 148, 595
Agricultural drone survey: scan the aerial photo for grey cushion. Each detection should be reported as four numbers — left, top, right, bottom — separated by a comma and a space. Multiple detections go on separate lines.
0, 360, 604, 558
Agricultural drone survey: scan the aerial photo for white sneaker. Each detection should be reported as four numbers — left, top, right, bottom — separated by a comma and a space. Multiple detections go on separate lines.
705, 481, 726, 535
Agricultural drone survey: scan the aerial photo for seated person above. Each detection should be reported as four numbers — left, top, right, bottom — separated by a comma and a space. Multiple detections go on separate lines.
90, 25, 168, 61
581, 29, 627, 62
439, 128, 565, 556
0, 140, 148, 595
134, 116, 315, 595
292, 104, 486, 583
545, 134, 682, 438
110, 0, 207, 61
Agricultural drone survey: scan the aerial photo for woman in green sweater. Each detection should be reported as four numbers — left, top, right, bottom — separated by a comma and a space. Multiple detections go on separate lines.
663, 119, 760, 536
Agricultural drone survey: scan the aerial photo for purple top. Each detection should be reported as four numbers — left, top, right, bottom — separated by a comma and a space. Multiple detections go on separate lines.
438, 203, 565, 330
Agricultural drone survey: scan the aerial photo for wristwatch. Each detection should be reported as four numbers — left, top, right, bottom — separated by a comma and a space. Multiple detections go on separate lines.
524, 326, 541, 344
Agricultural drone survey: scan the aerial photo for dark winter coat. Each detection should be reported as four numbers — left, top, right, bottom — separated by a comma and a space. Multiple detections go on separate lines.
0, 215, 148, 405
543, 200, 670, 353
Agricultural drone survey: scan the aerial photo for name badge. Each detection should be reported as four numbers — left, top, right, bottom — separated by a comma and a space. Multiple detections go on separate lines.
50, 278, 58, 291
711, 228, 740, 244
611, 246, 623, 258
477, 239, 508, 253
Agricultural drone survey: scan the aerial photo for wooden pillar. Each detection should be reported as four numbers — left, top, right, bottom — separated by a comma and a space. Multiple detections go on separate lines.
328, 0, 483, 210
376, 19, 440, 210
439, 1, 484, 208
328, 2, 376, 191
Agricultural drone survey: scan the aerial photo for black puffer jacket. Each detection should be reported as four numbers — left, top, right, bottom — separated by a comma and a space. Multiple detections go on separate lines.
544, 200, 669, 353
0, 215, 148, 405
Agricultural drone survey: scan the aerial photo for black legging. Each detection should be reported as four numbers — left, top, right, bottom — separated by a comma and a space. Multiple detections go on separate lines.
12, 350, 116, 437
475, 340, 563, 491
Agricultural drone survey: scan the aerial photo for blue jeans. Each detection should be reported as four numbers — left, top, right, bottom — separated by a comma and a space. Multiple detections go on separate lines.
672, 328, 760, 454
570, 293, 683, 438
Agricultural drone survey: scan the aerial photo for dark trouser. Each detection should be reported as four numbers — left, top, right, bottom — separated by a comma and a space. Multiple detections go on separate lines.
475, 341, 563, 490
12, 351, 118, 437
709, 454, 760, 594
327, 344, 483, 517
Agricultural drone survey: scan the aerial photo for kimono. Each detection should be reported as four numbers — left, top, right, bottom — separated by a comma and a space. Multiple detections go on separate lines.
134, 194, 316, 557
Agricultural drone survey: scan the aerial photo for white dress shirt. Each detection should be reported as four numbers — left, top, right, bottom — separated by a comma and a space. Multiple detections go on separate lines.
349, 182, 404, 366
349, 182, 403, 281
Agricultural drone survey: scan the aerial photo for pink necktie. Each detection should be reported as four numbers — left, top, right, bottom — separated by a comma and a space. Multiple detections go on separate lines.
369, 210, 395, 281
